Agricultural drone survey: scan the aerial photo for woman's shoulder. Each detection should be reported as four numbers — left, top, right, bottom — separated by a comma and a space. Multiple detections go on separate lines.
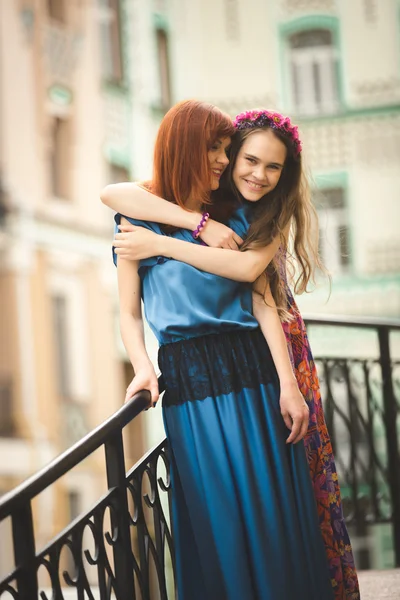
114, 214, 164, 234
112, 214, 167, 270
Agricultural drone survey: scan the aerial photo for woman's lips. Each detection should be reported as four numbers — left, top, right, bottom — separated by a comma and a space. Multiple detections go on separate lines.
243, 179, 266, 191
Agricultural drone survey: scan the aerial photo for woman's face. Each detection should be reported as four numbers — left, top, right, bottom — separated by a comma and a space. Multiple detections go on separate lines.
208, 137, 231, 190
232, 129, 287, 202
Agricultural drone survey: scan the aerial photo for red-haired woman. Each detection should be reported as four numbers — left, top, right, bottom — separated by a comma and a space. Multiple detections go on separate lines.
106, 100, 349, 599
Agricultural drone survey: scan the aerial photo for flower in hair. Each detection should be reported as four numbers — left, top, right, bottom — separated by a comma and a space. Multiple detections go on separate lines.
233, 109, 302, 157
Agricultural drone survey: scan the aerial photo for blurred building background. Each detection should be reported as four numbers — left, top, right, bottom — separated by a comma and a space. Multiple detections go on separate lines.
0, 0, 399, 580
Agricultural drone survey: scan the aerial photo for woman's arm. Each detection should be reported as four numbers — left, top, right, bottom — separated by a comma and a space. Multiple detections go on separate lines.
101, 183, 243, 249
102, 182, 200, 229
158, 235, 280, 282
252, 276, 309, 444
117, 225, 159, 406
114, 222, 290, 283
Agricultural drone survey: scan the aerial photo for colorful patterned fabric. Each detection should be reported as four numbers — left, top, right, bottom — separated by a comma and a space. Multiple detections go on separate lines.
282, 283, 360, 599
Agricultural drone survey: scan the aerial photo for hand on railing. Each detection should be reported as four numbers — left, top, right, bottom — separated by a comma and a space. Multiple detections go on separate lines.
125, 363, 159, 407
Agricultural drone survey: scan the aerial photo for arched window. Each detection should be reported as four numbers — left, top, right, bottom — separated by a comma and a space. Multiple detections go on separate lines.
155, 28, 172, 111
99, 0, 123, 83
50, 117, 71, 200
316, 186, 350, 274
47, 0, 65, 23
289, 29, 339, 115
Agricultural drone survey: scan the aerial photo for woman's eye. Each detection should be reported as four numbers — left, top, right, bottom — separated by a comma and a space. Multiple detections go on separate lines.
246, 157, 256, 164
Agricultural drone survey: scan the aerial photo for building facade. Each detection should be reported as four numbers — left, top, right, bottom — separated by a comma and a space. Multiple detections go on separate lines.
0, 0, 150, 579
165, 0, 400, 319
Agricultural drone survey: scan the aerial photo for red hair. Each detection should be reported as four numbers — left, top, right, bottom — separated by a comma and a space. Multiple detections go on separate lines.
150, 100, 234, 208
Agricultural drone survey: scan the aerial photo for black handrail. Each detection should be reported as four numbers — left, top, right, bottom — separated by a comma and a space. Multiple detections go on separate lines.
303, 313, 400, 330
0, 389, 173, 600
0, 391, 151, 520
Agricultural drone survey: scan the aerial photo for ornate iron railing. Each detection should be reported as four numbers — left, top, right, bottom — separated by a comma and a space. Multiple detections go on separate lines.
0, 388, 174, 600
0, 315, 399, 599
304, 315, 400, 569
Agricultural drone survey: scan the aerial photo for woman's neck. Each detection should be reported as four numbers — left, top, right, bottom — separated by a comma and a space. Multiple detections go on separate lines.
185, 195, 205, 212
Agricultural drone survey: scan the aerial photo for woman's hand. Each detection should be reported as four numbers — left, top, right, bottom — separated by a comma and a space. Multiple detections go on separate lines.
114, 225, 161, 260
125, 363, 159, 406
199, 219, 243, 250
279, 380, 310, 444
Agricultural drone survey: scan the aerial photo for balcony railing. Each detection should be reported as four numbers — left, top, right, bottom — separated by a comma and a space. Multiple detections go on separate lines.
0, 390, 174, 600
303, 315, 400, 568
0, 315, 399, 598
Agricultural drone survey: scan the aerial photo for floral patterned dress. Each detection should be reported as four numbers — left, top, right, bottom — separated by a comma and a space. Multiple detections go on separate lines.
281, 273, 360, 600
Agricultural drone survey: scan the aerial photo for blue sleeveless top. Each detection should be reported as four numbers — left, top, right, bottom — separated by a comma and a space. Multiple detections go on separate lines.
113, 207, 258, 345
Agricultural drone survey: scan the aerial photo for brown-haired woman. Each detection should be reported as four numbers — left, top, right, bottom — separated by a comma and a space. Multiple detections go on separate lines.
105, 100, 352, 599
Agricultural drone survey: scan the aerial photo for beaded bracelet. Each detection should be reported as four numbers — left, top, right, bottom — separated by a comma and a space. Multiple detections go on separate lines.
192, 211, 210, 239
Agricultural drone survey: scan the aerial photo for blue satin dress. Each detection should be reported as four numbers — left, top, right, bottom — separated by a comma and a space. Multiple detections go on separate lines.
114, 209, 334, 600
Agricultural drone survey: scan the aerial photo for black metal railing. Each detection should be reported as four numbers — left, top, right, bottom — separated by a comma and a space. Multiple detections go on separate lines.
0, 315, 399, 599
304, 315, 400, 568
0, 387, 174, 600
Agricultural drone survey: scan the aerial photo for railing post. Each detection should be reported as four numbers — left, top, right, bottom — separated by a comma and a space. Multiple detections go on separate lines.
378, 325, 400, 566
12, 503, 38, 600
344, 360, 371, 569
105, 431, 135, 599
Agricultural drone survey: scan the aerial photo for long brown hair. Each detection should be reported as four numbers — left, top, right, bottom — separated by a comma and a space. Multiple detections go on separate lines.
150, 100, 234, 208
215, 125, 325, 318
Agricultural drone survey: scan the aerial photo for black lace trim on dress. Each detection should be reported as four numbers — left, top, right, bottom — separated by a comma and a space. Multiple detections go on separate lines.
158, 328, 278, 407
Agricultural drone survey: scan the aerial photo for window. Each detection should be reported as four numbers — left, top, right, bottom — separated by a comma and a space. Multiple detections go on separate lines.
47, 0, 65, 23
0, 380, 15, 437
289, 29, 339, 116
0, 176, 7, 225
156, 28, 172, 110
66, 490, 81, 572
52, 295, 71, 398
316, 187, 350, 274
50, 117, 70, 199
109, 163, 130, 184
68, 490, 81, 520
49, 275, 91, 403
99, 0, 123, 83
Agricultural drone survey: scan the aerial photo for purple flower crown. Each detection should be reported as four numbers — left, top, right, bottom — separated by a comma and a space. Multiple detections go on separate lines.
233, 110, 302, 157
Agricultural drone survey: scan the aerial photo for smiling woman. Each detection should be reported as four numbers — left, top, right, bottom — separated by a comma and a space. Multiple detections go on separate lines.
233, 128, 286, 199
208, 137, 231, 191
148, 99, 234, 211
